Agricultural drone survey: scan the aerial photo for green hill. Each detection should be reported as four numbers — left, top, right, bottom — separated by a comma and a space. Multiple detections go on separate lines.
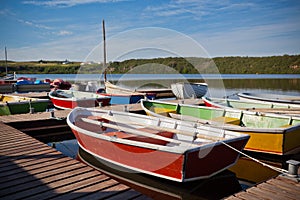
1, 55, 299, 76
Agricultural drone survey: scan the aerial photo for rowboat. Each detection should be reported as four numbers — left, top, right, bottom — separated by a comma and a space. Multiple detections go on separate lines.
237, 92, 300, 105
202, 96, 300, 116
15, 78, 50, 93
171, 82, 208, 99
0, 94, 51, 115
67, 107, 249, 182
49, 89, 111, 110
141, 99, 300, 155
101, 81, 156, 104
0, 80, 14, 93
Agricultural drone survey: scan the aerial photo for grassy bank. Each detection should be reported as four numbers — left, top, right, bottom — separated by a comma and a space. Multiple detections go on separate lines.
1, 55, 299, 76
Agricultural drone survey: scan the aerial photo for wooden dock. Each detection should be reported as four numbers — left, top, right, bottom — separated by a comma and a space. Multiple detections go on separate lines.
0, 122, 150, 200
226, 175, 300, 200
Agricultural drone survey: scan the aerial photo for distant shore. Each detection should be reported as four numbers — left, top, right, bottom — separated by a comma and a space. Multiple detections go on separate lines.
1, 54, 299, 76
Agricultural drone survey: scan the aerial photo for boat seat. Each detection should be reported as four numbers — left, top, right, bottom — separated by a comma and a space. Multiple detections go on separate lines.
280, 124, 293, 128
211, 116, 240, 125
104, 131, 174, 146
151, 107, 176, 117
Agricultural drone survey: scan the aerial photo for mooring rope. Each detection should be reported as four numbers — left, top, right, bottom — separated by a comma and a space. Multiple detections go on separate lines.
221, 140, 289, 175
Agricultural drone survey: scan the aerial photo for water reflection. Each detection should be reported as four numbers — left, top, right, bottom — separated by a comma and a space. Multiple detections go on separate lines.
48, 137, 284, 199
77, 147, 242, 200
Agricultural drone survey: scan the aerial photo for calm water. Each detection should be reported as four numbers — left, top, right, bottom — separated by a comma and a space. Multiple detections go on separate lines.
44, 73, 299, 199
21, 73, 300, 96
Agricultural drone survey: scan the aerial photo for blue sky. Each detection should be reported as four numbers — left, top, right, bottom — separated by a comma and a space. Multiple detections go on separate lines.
0, 0, 299, 61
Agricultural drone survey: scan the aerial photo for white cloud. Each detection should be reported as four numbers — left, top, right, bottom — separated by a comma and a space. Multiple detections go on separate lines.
195, 21, 300, 57
144, 0, 256, 19
56, 30, 73, 36
17, 19, 52, 30
22, 0, 128, 7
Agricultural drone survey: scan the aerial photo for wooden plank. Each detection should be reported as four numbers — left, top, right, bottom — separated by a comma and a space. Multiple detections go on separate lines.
0, 150, 61, 167
0, 140, 41, 151
0, 166, 94, 197
247, 186, 292, 200
0, 158, 79, 182
275, 176, 300, 187
234, 192, 262, 200
25, 173, 110, 200
267, 178, 300, 193
0, 149, 58, 164
73, 180, 129, 200
0, 145, 53, 157
0, 154, 65, 173
106, 189, 143, 200
257, 182, 299, 199
1, 168, 93, 199
225, 196, 244, 200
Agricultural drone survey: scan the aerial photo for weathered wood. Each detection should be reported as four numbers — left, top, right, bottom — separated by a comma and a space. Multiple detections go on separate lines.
227, 175, 300, 200
0, 123, 147, 200
257, 182, 299, 199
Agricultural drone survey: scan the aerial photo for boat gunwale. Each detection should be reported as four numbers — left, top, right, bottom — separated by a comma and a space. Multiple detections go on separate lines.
49, 90, 111, 102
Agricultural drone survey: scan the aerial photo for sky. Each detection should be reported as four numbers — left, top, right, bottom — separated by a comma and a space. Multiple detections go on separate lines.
0, 0, 300, 62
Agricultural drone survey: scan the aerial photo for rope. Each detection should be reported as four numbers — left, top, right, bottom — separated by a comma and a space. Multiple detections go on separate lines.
220, 140, 289, 175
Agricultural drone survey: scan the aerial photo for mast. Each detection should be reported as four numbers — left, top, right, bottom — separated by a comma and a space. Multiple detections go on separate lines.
5, 46, 7, 76
102, 20, 107, 82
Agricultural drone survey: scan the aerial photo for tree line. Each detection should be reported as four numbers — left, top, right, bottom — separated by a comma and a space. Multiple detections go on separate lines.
1, 55, 299, 76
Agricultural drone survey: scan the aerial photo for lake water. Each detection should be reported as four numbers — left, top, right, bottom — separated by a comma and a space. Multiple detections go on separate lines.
22, 73, 300, 97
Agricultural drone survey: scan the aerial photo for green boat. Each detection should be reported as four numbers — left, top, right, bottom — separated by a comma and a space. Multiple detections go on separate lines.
0, 94, 51, 115
202, 96, 300, 116
141, 99, 300, 155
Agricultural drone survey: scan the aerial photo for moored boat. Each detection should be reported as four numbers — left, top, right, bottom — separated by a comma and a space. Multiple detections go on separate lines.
49, 89, 111, 110
0, 94, 51, 115
101, 81, 156, 104
141, 99, 300, 155
171, 82, 208, 99
67, 107, 249, 182
237, 92, 300, 105
15, 78, 50, 93
202, 96, 300, 116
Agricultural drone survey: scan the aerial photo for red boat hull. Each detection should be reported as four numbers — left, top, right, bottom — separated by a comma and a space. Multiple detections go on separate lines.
71, 128, 246, 182
50, 97, 110, 109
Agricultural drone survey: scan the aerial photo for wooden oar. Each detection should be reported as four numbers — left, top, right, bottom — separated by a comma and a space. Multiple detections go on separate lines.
81, 117, 197, 146
97, 113, 225, 141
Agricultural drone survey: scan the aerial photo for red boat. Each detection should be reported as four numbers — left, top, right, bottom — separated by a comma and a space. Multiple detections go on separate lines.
50, 78, 72, 90
67, 107, 249, 182
49, 89, 111, 109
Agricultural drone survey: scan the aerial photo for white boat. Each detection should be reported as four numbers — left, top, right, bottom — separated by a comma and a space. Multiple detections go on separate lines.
67, 107, 249, 182
171, 82, 208, 99
237, 92, 300, 105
